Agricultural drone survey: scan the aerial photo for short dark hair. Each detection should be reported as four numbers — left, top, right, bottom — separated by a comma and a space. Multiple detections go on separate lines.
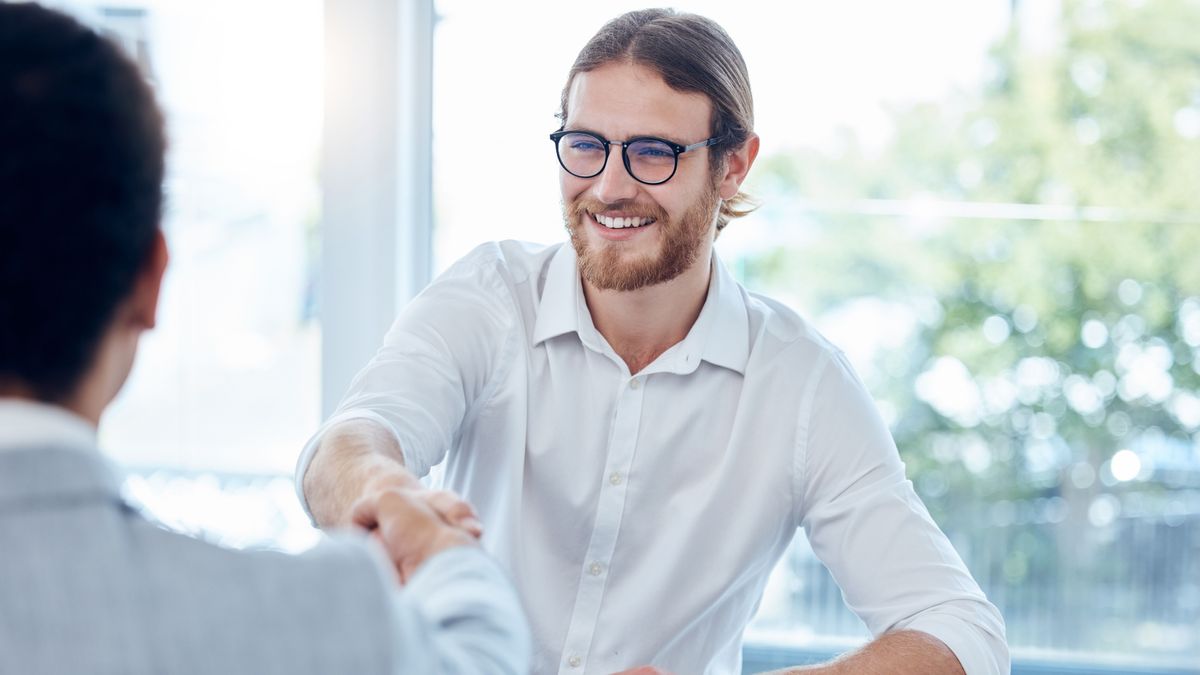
559, 9, 758, 234
0, 2, 165, 402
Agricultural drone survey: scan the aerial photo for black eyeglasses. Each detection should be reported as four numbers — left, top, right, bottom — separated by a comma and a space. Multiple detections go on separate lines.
550, 129, 722, 185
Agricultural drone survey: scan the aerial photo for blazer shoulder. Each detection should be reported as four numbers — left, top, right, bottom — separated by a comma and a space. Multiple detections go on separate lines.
127, 520, 399, 673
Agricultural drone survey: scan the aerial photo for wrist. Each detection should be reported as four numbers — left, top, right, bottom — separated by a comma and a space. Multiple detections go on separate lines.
361, 463, 422, 496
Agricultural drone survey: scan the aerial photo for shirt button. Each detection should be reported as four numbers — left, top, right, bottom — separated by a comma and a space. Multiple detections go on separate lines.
589, 561, 604, 576
629, 378, 640, 390
609, 472, 623, 486
568, 655, 582, 668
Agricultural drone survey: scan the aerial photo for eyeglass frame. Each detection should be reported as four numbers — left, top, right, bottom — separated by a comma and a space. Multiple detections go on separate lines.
549, 129, 723, 186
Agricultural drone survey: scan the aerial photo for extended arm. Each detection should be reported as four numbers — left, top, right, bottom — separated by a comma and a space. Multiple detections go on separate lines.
795, 351, 1009, 674
298, 247, 512, 528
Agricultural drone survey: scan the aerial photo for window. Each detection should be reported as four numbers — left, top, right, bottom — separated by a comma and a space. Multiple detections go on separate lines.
55, 0, 324, 549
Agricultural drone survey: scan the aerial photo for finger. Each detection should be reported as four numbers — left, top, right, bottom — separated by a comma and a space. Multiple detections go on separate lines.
423, 490, 477, 517
422, 490, 481, 530
459, 517, 484, 539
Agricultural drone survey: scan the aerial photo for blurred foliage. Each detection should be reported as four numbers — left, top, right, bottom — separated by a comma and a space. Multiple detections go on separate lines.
748, 0, 1200, 653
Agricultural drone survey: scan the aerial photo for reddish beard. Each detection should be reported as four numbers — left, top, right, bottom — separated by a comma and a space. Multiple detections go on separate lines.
564, 183, 720, 292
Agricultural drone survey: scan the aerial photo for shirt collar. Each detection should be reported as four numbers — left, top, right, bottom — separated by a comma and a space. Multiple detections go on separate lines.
531, 243, 750, 376
531, 243, 584, 347
0, 398, 98, 453
689, 253, 750, 375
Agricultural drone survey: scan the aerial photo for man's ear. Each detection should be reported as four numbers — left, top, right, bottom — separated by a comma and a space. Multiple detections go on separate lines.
129, 229, 168, 330
717, 132, 760, 200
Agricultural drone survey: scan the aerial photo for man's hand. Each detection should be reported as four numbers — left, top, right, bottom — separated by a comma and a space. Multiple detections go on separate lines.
359, 469, 485, 538
350, 486, 480, 583
412, 489, 485, 537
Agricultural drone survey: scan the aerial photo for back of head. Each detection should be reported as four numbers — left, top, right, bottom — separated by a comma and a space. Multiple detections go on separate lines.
559, 8, 757, 233
0, 2, 165, 403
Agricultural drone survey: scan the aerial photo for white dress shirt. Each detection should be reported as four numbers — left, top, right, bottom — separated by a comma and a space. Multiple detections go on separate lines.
1, 399, 531, 675
297, 240, 1009, 675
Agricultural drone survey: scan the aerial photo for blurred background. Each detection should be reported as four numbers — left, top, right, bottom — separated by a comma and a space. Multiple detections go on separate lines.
47, 0, 1200, 672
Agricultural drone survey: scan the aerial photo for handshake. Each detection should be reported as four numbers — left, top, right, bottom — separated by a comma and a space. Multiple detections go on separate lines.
349, 473, 678, 675
349, 471, 484, 584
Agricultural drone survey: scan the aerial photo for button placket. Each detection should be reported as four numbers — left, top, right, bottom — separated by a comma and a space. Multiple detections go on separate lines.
557, 374, 646, 674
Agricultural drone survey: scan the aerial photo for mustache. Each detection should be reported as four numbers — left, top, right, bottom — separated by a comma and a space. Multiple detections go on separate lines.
567, 197, 669, 223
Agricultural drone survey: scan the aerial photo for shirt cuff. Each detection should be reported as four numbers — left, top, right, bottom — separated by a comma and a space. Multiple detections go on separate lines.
904, 613, 1009, 675
405, 545, 493, 591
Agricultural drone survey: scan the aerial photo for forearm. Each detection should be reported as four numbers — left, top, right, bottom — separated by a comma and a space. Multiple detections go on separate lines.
302, 417, 419, 527
766, 630, 965, 675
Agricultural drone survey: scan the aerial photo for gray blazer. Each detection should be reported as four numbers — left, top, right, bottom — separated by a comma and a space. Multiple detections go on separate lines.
0, 445, 530, 675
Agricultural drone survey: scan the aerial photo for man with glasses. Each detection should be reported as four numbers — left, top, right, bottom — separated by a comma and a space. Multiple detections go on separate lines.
299, 8, 1008, 674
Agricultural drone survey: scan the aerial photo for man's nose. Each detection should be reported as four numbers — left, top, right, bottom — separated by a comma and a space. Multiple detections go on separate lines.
592, 144, 639, 204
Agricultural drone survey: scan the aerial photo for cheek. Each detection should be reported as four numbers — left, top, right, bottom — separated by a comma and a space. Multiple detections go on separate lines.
644, 184, 693, 220
560, 173, 589, 204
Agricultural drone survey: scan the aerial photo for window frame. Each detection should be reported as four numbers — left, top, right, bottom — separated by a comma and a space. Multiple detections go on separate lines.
320, 0, 435, 416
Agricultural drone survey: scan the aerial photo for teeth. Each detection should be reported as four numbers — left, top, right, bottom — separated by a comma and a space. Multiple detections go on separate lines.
593, 213, 655, 229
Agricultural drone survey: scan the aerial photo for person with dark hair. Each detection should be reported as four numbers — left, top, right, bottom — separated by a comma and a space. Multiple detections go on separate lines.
300, 8, 1008, 675
0, 3, 529, 674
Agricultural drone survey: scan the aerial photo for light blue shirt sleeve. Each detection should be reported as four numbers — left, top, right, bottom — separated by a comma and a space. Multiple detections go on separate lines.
383, 545, 531, 675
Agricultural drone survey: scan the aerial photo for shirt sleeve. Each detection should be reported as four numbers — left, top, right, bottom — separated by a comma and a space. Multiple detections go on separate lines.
294, 246, 518, 515
380, 545, 532, 675
795, 350, 1010, 675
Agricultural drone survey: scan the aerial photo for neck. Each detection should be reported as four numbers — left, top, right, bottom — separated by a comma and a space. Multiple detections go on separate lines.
582, 247, 713, 375
0, 316, 137, 429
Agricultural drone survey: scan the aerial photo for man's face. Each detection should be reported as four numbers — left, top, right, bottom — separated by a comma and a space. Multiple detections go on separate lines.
560, 62, 721, 292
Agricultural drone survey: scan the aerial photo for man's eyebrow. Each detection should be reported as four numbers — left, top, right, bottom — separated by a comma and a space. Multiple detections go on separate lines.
562, 126, 688, 144
560, 126, 606, 138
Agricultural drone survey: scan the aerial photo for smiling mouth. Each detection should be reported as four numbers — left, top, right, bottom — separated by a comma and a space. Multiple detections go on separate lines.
590, 212, 657, 229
